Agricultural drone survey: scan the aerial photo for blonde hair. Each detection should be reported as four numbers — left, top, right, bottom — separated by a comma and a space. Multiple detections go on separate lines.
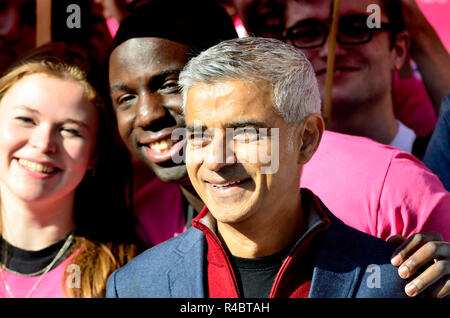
63, 239, 137, 298
0, 44, 137, 298
0, 61, 98, 105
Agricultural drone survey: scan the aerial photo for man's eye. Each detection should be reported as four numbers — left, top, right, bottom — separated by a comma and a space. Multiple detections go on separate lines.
233, 128, 259, 142
116, 94, 135, 109
188, 132, 211, 146
340, 21, 368, 38
160, 81, 181, 94
339, 15, 370, 38
188, 133, 205, 141
295, 26, 323, 39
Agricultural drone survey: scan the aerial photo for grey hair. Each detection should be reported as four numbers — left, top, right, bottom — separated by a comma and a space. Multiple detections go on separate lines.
179, 37, 321, 125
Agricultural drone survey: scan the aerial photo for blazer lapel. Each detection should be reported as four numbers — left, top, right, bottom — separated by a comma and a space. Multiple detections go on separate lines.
161, 228, 205, 298
167, 229, 206, 298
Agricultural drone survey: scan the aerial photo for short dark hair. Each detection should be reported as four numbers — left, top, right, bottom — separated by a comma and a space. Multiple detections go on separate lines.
110, 0, 238, 55
380, 0, 405, 47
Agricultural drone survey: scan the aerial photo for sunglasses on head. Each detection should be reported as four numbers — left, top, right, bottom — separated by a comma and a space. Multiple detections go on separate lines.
284, 14, 391, 49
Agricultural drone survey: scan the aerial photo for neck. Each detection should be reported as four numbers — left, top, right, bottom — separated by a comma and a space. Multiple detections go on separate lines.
331, 93, 398, 145
0, 189, 75, 251
217, 189, 305, 259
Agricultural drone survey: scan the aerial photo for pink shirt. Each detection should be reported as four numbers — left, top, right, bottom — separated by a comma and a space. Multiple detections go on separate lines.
133, 177, 186, 247
0, 253, 75, 298
302, 131, 450, 241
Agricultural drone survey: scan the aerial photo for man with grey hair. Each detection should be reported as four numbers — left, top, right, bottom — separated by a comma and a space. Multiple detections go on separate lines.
106, 37, 412, 298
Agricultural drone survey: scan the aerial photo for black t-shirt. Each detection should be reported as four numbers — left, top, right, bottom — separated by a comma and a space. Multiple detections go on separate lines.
0, 237, 69, 276
230, 249, 289, 298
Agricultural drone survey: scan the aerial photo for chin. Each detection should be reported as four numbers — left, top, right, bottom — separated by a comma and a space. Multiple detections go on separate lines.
153, 165, 188, 184
207, 198, 256, 224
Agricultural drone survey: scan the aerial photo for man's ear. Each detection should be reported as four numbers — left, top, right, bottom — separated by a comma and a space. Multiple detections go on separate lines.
296, 114, 324, 165
392, 30, 410, 71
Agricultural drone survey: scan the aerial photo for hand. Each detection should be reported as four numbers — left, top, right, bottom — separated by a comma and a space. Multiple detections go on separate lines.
389, 232, 450, 298
398, 0, 423, 26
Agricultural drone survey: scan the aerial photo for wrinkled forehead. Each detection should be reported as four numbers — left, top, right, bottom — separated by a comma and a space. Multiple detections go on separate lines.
185, 80, 277, 129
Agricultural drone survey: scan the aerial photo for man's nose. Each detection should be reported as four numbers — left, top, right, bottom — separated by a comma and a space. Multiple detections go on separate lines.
135, 93, 169, 130
29, 126, 57, 153
203, 131, 236, 172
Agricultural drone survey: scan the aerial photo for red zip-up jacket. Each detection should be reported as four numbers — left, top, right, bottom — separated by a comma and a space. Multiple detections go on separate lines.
192, 190, 331, 298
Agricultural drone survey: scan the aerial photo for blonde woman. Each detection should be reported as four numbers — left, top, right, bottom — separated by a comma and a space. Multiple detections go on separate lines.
0, 43, 137, 298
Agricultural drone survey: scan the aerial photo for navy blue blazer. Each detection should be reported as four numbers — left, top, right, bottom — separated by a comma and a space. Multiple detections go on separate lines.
106, 205, 411, 298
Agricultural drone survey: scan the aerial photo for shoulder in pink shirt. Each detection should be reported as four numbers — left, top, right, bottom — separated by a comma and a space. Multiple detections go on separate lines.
302, 131, 450, 241
0, 253, 75, 298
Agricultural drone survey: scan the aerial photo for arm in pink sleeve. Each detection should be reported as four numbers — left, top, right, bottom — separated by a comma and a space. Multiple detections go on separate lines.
378, 152, 450, 241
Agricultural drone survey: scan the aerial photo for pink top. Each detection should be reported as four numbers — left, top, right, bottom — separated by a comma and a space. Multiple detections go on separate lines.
302, 131, 450, 241
393, 71, 437, 137
133, 177, 186, 247
0, 253, 75, 298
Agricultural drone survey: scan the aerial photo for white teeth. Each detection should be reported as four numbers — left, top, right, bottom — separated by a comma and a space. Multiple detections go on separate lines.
213, 180, 241, 188
18, 159, 55, 174
149, 138, 173, 153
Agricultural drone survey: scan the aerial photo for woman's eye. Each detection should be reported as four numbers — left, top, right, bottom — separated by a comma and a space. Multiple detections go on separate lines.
15, 116, 35, 125
61, 128, 81, 137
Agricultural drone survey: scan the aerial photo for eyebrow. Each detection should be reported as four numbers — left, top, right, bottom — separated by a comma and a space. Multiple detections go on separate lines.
14, 105, 39, 113
110, 68, 182, 94
110, 83, 129, 93
64, 119, 90, 130
14, 105, 91, 130
224, 120, 268, 130
186, 120, 269, 132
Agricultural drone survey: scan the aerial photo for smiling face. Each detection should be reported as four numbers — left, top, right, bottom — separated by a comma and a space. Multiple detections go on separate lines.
185, 79, 304, 226
109, 37, 191, 183
284, 0, 403, 115
228, 0, 285, 39
0, 73, 98, 204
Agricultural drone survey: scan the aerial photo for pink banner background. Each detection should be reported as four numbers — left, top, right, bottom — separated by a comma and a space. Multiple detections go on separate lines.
107, 2, 450, 50
417, 0, 450, 50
